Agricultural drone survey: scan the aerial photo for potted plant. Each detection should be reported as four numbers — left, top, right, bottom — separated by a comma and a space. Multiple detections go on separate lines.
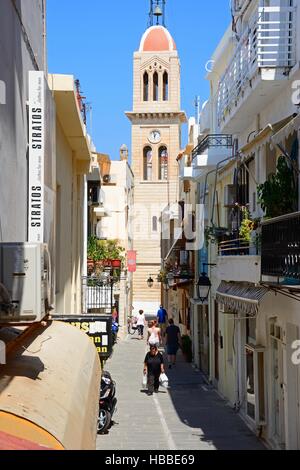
257, 156, 298, 219
181, 335, 192, 363
204, 225, 229, 246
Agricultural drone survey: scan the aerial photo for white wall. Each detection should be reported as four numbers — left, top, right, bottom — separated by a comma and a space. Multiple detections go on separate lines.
0, 1, 45, 242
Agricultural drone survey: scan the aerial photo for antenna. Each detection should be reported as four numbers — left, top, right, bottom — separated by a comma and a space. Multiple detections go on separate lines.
148, 0, 167, 27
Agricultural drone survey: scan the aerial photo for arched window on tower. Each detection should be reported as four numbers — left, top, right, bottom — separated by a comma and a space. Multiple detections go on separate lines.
153, 72, 159, 101
143, 72, 149, 101
159, 146, 168, 180
144, 146, 153, 181
163, 72, 169, 101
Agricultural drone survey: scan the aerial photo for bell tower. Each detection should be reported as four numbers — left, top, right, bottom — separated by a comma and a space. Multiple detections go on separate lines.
126, 1, 186, 316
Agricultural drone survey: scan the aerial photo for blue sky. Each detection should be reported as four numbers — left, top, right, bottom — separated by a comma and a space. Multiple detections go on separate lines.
47, 0, 231, 160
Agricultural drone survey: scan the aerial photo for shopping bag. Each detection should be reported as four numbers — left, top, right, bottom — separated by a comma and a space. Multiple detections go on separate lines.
159, 373, 169, 388
142, 373, 147, 389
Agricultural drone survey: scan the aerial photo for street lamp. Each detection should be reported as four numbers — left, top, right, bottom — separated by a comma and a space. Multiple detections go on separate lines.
147, 275, 154, 288
197, 264, 216, 303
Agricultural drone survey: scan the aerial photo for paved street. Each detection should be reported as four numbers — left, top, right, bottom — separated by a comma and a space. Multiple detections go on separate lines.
96, 331, 266, 451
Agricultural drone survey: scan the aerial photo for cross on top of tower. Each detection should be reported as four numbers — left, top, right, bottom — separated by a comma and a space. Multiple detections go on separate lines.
149, 0, 167, 27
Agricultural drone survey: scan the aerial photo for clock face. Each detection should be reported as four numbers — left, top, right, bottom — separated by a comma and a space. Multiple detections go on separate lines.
149, 130, 161, 144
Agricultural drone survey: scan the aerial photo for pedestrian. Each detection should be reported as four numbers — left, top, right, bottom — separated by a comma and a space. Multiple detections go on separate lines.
165, 318, 182, 369
136, 309, 146, 340
143, 344, 165, 395
156, 305, 168, 343
147, 320, 161, 348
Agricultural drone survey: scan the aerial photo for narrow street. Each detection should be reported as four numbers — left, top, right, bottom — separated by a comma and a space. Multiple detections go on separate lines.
97, 332, 266, 451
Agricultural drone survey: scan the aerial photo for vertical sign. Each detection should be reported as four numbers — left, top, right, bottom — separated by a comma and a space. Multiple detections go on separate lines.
127, 250, 137, 273
28, 71, 45, 242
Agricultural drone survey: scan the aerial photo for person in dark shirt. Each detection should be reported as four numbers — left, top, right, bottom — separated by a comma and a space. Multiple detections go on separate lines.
144, 345, 165, 395
166, 318, 182, 369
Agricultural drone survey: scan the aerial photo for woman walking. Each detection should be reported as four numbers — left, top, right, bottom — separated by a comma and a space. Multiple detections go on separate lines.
136, 309, 146, 340
147, 320, 161, 347
143, 345, 165, 395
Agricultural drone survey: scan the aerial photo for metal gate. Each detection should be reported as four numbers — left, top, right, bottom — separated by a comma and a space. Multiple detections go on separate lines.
81, 276, 113, 314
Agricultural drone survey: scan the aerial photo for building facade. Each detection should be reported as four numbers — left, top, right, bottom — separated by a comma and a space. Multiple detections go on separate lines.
126, 25, 186, 316
180, 0, 300, 449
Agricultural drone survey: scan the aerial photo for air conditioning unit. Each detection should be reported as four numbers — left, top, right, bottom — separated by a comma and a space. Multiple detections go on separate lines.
0, 243, 51, 323
224, 185, 236, 208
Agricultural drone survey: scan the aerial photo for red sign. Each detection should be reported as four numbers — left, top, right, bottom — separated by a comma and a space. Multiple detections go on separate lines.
127, 251, 137, 273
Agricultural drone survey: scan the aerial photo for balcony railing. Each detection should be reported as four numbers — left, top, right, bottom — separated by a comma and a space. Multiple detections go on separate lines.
218, 5, 296, 126
219, 237, 260, 257
261, 212, 300, 280
192, 134, 233, 161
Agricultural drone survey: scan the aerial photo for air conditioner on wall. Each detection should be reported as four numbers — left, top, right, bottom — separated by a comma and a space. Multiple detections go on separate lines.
0, 243, 51, 323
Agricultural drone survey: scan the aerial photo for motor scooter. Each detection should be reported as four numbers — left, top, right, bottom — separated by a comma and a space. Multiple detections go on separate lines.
97, 371, 117, 434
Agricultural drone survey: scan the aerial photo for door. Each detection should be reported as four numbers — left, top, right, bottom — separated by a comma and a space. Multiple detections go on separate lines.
198, 305, 209, 376
270, 336, 285, 449
214, 301, 219, 381
286, 323, 300, 449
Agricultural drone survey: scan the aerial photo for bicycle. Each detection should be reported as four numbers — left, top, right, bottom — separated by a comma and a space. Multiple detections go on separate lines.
127, 317, 139, 335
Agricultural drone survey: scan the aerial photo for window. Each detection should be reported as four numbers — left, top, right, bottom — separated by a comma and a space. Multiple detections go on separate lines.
153, 72, 159, 101
152, 216, 158, 232
163, 72, 168, 101
159, 146, 168, 180
143, 72, 149, 101
143, 146, 153, 181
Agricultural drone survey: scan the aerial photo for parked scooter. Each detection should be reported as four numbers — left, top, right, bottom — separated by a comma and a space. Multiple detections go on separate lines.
97, 371, 117, 434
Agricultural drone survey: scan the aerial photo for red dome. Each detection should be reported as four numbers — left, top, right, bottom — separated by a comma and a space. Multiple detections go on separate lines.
139, 26, 177, 52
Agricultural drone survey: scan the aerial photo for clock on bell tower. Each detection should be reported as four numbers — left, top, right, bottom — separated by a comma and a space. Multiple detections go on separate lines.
125, 9, 187, 316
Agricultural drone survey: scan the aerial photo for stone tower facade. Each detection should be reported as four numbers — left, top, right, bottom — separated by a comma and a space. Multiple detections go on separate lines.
126, 25, 186, 316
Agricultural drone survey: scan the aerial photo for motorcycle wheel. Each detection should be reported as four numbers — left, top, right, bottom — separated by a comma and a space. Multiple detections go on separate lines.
97, 409, 111, 434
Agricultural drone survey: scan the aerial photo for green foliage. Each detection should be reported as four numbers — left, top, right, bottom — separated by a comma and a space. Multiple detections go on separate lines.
257, 156, 298, 219
204, 226, 229, 246
239, 209, 259, 242
87, 236, 125, 264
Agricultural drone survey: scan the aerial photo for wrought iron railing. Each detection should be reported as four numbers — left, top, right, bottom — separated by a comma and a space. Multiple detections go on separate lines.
261, 212, 300, 280
192, 134, 233, 160
217, 5, 296, 126
81, 276, 114, 314
218, 237, 260, 257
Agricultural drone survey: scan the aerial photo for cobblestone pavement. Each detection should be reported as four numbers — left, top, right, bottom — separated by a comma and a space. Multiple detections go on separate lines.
96, 331, 266, 451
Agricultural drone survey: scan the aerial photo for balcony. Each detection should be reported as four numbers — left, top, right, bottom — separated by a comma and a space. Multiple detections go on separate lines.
192, 134, 233, 171
261, 212, 300, 282
218, 4, 296, 133
217, 238, 261, 284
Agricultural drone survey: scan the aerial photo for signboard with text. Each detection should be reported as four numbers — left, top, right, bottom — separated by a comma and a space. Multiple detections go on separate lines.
53, 315, 113, 359
28, 71, 45, 243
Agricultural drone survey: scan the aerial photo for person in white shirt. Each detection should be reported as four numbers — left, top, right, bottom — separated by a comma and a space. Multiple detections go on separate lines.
147, 320, 161, 348
136, 310, 147, 340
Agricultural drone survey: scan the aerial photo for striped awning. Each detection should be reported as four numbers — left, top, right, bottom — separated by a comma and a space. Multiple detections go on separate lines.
216, 282, 268, 317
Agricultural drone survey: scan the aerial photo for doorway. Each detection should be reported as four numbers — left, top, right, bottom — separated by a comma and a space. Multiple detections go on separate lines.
198, 304, 209, 376
214, 301, 219, 381
270, 321, 286, 449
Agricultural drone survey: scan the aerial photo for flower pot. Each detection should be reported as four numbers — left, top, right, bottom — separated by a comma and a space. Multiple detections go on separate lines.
111, 259, 121, 268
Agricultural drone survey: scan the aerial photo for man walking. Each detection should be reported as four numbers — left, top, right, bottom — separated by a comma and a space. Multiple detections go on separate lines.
165, 318, 182, 369
156, 305, 168, 344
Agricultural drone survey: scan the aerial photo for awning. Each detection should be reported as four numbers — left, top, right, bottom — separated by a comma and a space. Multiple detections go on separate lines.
164, 229, 184, 261
271, 114, 300, 147
240, 115, 296, 158
216, 282, 268, 317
